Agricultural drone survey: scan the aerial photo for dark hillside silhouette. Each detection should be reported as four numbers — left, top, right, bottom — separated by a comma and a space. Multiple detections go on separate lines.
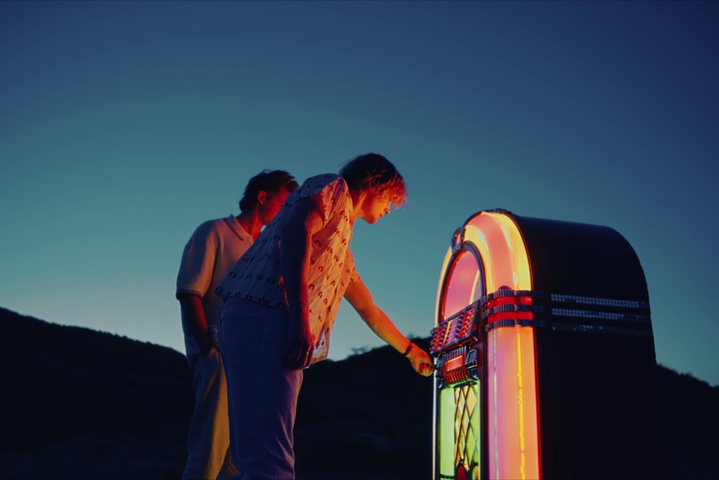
656, 365, 719, 479
0, 307, 193, 479
294, 338, 435, 479
0, 306, 717, 479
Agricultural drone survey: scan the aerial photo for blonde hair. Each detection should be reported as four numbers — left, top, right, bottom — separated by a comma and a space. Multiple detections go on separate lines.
339, 153, 407, 207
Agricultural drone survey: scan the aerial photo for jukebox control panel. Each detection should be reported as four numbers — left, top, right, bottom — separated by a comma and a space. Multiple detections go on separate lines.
430, 289, 540, 389
430, 302, 481, 389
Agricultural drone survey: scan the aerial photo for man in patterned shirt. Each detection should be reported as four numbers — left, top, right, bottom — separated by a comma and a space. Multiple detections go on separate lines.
216, 153, 434, 479
176, 169, 298, 480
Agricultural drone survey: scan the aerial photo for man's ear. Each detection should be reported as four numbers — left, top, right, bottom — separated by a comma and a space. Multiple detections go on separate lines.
257, 190, 268, 205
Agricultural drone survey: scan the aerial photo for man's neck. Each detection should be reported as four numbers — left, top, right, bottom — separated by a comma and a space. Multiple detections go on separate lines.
235, 212, 263, 241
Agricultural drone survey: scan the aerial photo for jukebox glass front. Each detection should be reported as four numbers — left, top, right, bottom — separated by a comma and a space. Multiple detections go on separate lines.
433, 245, 485, 480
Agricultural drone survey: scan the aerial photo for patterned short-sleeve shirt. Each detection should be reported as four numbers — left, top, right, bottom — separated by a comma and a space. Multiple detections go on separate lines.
215, 174, 358, 363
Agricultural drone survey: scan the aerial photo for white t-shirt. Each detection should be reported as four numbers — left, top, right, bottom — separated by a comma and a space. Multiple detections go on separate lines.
177, 215, 253, 357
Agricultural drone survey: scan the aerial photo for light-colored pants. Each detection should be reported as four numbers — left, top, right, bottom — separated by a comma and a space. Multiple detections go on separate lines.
219, 300, 303, 480
183, 345, 237, 480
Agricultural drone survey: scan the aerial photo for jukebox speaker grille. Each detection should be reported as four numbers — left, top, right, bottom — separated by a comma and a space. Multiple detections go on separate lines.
454, 383, 480, 480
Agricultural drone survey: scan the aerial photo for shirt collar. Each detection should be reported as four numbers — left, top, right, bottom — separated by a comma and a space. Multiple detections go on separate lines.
224, 215, 250, 241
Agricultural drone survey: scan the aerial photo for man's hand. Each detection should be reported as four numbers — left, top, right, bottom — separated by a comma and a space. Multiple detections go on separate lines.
279, 196, 323, 370
407, 344, 435, 377
178, 293, 214, 354
281, 305, 315, 370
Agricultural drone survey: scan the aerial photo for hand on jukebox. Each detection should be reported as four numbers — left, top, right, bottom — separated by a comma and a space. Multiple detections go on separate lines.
405, 342, 434, 377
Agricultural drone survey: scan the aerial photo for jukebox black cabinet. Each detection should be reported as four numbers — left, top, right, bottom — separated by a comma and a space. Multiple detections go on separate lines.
430, 210, 666, 480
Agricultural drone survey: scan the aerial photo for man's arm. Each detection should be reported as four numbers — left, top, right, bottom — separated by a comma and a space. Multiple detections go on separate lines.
344, 277, 434, 376
177, 293, 213, 354
279, 196, 325, 370
176, 222, 217, 355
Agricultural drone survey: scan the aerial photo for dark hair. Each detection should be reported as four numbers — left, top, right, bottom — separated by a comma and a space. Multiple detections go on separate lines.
339, 153, 407, 207
239, 169, 298, 212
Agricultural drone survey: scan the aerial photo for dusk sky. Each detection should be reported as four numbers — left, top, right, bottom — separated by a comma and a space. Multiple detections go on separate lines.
1, 1, 717, 386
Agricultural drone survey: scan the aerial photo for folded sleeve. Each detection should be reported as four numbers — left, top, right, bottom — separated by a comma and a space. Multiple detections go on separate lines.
176, 222, 217, 298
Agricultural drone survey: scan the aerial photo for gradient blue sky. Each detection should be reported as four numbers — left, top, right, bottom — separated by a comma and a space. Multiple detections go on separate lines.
2, 1, 717, 386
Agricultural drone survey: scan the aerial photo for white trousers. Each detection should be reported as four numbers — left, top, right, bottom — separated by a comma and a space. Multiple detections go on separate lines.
182, 345, 238, 480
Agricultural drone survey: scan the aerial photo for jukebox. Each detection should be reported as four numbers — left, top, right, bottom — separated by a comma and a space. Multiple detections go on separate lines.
430, 210, 666, 480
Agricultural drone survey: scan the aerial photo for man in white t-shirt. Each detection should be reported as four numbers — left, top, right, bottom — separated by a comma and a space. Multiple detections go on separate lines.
176, 169, 298, 480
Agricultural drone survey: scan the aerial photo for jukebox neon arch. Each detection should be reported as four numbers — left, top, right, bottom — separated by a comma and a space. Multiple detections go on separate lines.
432, 210, 539, 480
430, 209, 666, 480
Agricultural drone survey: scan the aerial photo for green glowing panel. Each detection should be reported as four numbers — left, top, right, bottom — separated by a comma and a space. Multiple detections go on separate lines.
438, 387, 455, 476
438, 383, 481, 479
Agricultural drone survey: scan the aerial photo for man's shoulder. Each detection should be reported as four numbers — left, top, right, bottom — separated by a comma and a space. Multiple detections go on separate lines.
304, 173, 340, 187
192, 216, 234, 237
298, 174, 347, 198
